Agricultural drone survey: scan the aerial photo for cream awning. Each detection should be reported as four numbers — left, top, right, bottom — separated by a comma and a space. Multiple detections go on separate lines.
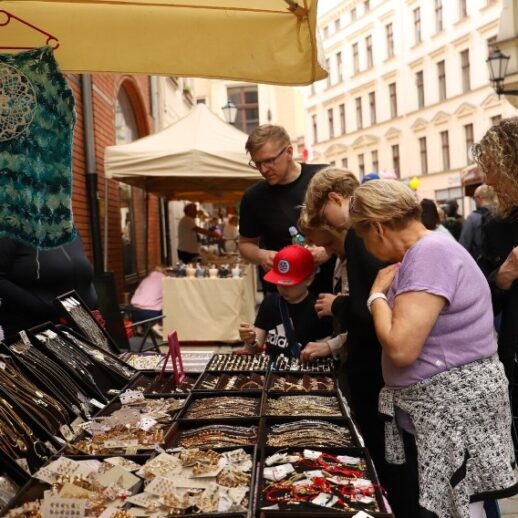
104, 103, 262, 200
0, 0, 327, 85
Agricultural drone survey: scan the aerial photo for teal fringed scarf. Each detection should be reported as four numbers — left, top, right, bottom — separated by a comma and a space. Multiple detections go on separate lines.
0, 46, 76, 248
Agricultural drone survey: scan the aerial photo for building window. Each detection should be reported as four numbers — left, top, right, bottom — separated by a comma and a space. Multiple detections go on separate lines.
419, 136, 428, 175
339, 103, 346, 134
366, 35, 373, 68
342, 157, 348, 168
459, 0, 467, 19
389, 82, 397, 118
392, 144, 400, 178
369, 92, 376, 125
335, 18, 341, 32
371, 150, 379, 172
336, 51, 343, 82
416, 71, 425, 108
351, 7, 357, 21
355, 97, 363, 130
358, 153, 365, 179
440, 130, 450, 171
464, 123, 474, 164
435, 0, 443, 32
352, 43, 360, 74
460, 49, 470, 93
323, 25, 329, 38
312, 114, 318, 144
227, 85, 259, 134
491, 114, 502, 126
437, 60, 446, 101
330, 161, 336, 167
414, 8, 421, 44
326, 58, 331, 88
328, 108, 334, 139
386, 23, 394, 58
364, 0, 370, 12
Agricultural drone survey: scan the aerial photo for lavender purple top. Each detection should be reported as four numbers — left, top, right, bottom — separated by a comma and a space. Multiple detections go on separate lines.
384, 232, 496, 388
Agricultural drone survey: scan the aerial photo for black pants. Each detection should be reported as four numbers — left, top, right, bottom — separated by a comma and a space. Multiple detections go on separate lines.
346, 364, 419, 518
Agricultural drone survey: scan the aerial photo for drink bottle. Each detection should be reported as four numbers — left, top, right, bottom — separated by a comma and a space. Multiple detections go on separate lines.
289, 226, 306, 246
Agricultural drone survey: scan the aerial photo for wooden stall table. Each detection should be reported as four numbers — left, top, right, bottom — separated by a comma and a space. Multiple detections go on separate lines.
162, 264, 257, 342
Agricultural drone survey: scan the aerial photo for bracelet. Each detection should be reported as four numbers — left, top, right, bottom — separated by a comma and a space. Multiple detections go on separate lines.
366, 292, 389, 314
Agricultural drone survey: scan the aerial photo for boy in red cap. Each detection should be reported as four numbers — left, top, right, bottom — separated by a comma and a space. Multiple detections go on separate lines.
239, 245, 333, 357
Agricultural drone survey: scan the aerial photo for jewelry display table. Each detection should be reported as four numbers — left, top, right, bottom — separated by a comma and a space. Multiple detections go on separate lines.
162, 264, 257, 342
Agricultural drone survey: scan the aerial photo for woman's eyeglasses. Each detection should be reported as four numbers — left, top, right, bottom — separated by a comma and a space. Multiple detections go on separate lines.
248, 146, 287, 170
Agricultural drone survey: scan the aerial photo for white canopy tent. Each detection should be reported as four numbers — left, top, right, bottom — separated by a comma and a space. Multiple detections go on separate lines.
104, 103, 262, 202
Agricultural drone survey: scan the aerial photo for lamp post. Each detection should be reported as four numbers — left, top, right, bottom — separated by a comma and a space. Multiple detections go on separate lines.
221, 100, 238, 124
487, 48, 518, 97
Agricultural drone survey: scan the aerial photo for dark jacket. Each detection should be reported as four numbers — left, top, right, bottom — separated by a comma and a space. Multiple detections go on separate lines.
478, 214, 518, 381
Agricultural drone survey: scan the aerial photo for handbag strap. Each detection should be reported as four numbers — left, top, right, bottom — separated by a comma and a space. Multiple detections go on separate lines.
277, 294, 301, 357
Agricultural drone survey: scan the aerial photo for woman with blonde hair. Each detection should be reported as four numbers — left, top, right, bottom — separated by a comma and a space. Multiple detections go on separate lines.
350, 179, 516, 517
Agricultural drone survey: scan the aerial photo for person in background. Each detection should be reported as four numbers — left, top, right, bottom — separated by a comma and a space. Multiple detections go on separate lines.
420, 198, 454, 238
222, 215, 240, 253
350, 179, 516, 517
130, 265, 166, 321
238, 124, 333, 294
238, 245, 333, 357
298, 167, 413, 518
0, 232, 98, 340
177, 203, 218, 263
459, 184, 497, 260
474, 118, 518, 458
441, 198, 464, 240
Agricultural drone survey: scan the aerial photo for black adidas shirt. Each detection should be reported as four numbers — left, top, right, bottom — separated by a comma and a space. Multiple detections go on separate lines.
254, 293, 333, 357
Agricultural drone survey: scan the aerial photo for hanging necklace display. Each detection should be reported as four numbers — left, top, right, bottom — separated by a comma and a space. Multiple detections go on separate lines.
0, 45, 76, 248
60, 327, 134, 381
57, 294, 114, 353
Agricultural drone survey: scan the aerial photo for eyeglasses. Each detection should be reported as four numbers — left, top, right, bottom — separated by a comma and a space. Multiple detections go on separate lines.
248, 146, 288, 170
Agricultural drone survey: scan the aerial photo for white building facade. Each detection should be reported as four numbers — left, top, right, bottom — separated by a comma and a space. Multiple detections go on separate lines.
309, 0, 517, 213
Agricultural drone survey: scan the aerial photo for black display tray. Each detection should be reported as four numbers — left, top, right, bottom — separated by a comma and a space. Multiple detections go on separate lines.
127, 371, 200, 395
55, 290, 120, 354
265, 372, 337, 394
169, 417, 261, 450
260, 391, 347, 418
178, 392, 261, 421
206, 353, 269, 373
261, 416, 361, 449
193, 370, 266, 393
256, 446, 392, 517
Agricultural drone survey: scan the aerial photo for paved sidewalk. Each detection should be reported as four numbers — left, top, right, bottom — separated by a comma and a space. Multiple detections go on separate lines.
500, 491, 518, 517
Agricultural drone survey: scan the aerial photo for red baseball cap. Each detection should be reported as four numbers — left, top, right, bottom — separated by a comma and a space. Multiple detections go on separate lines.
264, 245, 315, 286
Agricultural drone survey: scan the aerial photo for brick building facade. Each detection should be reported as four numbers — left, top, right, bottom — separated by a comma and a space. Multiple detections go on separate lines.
67, 73, 161, 301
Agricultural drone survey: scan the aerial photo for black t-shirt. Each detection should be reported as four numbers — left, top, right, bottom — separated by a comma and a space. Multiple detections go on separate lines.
254, 292, 333, 357
239, 163, 334, 294
239, 163, 326, 250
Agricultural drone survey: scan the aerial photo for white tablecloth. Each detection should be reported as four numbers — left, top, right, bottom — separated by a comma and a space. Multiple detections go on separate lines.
162, 265, 257, 342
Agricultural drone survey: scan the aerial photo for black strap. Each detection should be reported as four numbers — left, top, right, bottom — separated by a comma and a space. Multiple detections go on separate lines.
277, 295, 301, 357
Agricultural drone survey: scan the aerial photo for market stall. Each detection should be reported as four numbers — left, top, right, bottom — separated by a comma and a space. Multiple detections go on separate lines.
162, 263, 258, 342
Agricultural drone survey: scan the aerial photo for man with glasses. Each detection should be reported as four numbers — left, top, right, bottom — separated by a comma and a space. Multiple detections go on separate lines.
239, 124, 333, 293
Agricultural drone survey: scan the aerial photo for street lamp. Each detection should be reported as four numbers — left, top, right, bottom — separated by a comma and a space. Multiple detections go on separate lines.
221, 100, 238, 124
487, 48, 518, 97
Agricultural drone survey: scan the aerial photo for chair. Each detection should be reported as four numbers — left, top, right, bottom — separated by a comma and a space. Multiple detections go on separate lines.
120, 304, 165, 353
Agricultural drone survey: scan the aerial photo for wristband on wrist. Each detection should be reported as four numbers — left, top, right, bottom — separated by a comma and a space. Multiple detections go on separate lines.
367, 292, 389, 314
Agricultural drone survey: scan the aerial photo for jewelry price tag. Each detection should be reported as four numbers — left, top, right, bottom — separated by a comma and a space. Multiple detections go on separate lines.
41, 496, 86, 518
337, 455, 361, 465
353, 512, 375, 518
90, 398, 106, 409
95, 465, 140, 491
119, 390, 145, 405
139, 417, 157, 432
59, 424, 75, 441
43, 330, 58, 339
303, 449, 322, 460
104, 439, 139, 449
263, 463, 294, 481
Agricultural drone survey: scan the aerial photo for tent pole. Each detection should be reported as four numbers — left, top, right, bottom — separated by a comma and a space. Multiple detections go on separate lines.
80, 74, 104, 273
